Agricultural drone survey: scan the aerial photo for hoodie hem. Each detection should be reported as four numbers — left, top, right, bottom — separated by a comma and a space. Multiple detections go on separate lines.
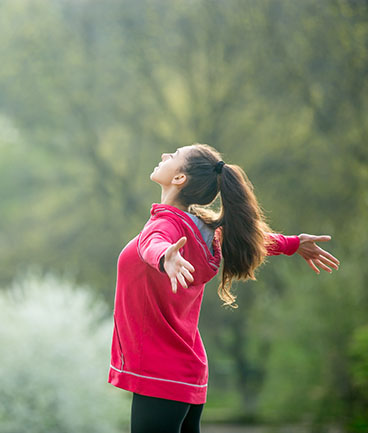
108, 366, 208, 404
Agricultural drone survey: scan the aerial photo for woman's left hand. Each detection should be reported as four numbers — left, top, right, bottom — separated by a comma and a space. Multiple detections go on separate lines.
297, 234, 340, 274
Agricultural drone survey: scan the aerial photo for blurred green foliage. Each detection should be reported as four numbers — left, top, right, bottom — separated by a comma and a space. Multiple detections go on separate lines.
0, 270, 130, 433
348, 324, 368, 431
0, 0, 367, 430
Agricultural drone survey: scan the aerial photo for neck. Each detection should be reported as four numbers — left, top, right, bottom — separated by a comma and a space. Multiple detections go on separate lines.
160, 187, 189, 212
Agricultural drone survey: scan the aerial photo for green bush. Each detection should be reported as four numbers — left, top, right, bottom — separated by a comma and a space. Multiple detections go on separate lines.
349, 324, 368, 432
249, 258, 366, 427
350, 324, 368, 396
0, 270, 130, 433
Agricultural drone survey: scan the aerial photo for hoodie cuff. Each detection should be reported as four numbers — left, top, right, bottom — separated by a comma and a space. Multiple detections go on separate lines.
283, 235, 301, 255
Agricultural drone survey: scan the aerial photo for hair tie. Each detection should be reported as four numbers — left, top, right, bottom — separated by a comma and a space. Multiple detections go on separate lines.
214, 160, 225, 174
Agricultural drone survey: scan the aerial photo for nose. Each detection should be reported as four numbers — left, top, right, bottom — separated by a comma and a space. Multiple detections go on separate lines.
161, 153, 169, 161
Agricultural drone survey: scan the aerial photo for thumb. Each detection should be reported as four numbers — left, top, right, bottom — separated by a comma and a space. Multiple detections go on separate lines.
173, 236, 187, 250
310, 235, 332, 242
299, 234, 332, 243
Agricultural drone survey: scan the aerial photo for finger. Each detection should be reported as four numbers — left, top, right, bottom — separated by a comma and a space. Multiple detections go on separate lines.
181, 266, 194, 283
306, 258, 320, 274
318, 254, 339, 270
314, 259, 333, 274
171, 277, 177, 294
180, 258, 195, 273
177, 272, 188, 289
316, 246, 340, 265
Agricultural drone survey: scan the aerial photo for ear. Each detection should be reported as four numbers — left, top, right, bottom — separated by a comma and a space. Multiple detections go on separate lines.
172, 173, 187, 186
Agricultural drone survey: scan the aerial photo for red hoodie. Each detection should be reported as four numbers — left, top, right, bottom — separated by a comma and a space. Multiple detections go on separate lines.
108, 203, 300, 404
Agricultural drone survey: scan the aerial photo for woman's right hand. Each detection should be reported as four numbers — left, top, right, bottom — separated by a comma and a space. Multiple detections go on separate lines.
297, 233, 340, 274
163, 237, 195, 293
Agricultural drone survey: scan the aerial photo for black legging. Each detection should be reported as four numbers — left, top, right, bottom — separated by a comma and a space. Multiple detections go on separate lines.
131, 393, 204, 433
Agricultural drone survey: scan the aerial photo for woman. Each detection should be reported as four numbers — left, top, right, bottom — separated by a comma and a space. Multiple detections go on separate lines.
108, 143, 339, 433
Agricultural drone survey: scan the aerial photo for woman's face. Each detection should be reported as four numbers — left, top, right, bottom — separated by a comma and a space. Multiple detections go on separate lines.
150, 145, 193, 187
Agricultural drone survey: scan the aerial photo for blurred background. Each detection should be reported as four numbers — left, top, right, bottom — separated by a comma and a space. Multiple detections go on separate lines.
0, 0, 367, 432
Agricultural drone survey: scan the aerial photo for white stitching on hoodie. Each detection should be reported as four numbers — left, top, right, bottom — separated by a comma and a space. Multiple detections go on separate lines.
110, 364, 208, 388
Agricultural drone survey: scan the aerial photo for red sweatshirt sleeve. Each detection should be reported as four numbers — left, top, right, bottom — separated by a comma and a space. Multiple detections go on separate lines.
137, 218, 182, 272
266, 233, 300, 256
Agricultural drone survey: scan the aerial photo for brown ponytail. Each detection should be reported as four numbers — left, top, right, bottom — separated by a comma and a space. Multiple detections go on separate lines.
217, 163, 274, 307
178, 143, 274, 308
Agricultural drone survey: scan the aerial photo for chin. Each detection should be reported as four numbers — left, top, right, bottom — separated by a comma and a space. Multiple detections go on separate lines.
150, 172, 159, 183
150, 166, 160, 181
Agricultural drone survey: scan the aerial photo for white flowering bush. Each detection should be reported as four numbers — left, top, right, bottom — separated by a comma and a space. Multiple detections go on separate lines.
0, 270, 130, 433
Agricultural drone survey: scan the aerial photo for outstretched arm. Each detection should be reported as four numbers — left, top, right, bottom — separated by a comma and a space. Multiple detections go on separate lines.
265, 232, 340, 274
138, 219, 195, 293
